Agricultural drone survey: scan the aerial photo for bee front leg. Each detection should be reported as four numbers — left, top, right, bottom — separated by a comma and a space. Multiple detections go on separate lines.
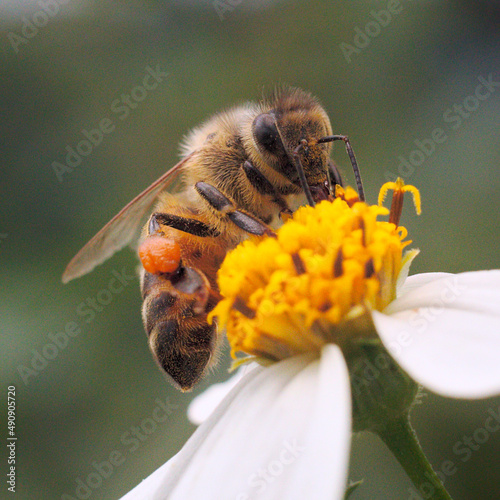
242, 160, 293, 219
195, 181, 276, 237
328, 160, 343, 189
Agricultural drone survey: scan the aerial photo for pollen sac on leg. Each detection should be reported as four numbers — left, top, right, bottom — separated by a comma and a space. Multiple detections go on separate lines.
138, 236, 182, 274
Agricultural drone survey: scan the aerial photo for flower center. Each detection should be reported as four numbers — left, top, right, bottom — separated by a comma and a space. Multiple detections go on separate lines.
210, 179, 421, 362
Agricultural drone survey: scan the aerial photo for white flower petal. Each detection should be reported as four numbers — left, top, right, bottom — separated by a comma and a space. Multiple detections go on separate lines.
397, 271, 452, 297
388, 270, 500, 317
121, 345, 352, 500
395, 248, 420, 296
121, 365, 267, 500
187, 364, 257, 425
373, 270, 500, 399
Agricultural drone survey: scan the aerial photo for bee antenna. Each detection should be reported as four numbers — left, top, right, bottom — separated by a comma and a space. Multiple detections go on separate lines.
317, 135, 365, 202
273, 119, 316, 207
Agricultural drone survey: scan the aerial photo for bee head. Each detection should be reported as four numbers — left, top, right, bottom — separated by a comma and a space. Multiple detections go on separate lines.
252, 88, 333, 203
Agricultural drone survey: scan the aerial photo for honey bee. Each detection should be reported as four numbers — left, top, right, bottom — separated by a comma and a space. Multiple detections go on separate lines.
63, 87, 363, 391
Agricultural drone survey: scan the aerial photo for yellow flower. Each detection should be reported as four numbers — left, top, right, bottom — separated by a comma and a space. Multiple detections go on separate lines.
210, 179, 421, 362
124, 177, 500, 500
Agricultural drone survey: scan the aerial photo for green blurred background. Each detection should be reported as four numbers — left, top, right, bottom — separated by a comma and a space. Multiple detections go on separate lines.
1, 1, 499, 498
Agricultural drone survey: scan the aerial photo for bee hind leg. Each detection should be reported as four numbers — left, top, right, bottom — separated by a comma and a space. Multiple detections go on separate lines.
140, 211, 221, 275
140, 209, 225, 391
195, 181, 276, 237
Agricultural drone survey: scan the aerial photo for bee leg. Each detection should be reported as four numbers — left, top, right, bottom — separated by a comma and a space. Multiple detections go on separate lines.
242, 160, 292, 218
149, 212, 219, 237
195, 181, 276, 237
242, 159, 277, 195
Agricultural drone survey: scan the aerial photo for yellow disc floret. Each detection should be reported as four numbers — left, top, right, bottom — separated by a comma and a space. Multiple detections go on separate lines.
210, 181, 420, 362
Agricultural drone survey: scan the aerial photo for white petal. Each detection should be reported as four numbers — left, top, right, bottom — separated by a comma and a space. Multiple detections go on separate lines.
121, 365, 267, 500
397, 271, 452, 297
373, 270, 500, 399
395, 249, 420, 296
121, 345, 352, 500
187, 364, 257, 425
389, 271, 500, 316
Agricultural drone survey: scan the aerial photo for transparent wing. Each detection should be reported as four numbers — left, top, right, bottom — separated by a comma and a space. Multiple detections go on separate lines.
62, 152, 195, 283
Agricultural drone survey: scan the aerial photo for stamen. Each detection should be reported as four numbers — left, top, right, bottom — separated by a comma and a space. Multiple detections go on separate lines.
291, 252, 306, 275
405, 185, 422, 215
333, 247, 344, 277
378, 178, 422, 226
364, 258, 375, 278
389, 189, 404, 226
212, 180, 419, 362
335, 185, 359, 206
397, 226, 408, 240
319, 301, 332, 312
359, 217, 367, 246
233, 297, 256, 319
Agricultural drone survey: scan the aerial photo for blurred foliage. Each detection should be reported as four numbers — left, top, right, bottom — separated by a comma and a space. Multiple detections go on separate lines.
1, 1, 499, 499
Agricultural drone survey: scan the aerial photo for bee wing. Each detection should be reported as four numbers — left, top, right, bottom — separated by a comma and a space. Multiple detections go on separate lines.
62, 152, 195, 284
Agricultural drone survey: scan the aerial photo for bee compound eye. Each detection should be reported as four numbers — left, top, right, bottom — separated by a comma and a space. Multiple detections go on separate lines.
253, 113, 281, 153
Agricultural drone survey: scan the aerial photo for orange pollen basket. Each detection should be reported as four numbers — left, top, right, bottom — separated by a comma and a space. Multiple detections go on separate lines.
138, 236, 181, 274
